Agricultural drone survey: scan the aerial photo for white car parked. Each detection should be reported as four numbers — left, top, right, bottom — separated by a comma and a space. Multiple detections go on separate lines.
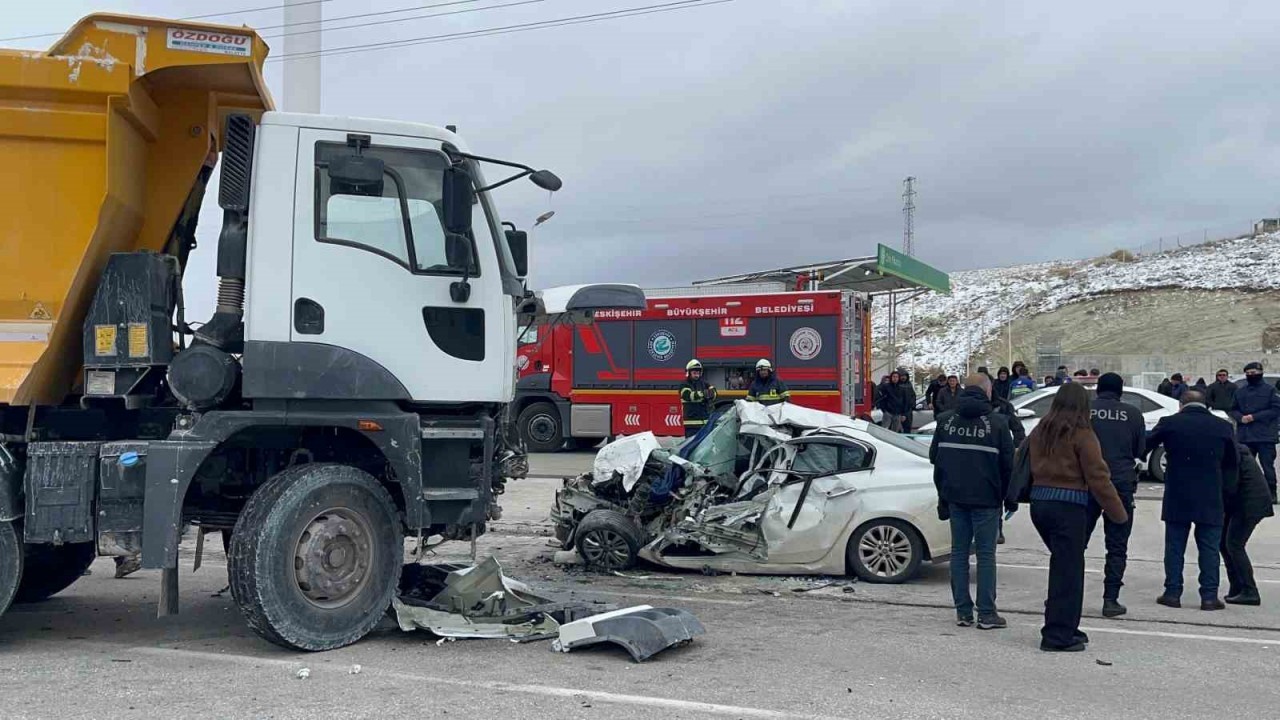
552, 401, 951, 583
916, 385, 1227, 481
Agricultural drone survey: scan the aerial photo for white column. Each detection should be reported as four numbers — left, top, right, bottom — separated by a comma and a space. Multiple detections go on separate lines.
282, 0, 321, 114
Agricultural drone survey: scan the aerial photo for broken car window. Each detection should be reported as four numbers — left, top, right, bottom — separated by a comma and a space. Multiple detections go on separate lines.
683, 407, 743, 480
791, 442, 840, 477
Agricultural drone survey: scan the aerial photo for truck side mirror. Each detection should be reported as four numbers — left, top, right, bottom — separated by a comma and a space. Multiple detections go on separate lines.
327, 154, 385, 196
446, 233, 474, 303
506, 229, 528, 277
442, 166, 474, 235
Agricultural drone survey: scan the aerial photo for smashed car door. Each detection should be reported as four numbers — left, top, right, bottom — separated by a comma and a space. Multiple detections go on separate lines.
759, 437, 874, 565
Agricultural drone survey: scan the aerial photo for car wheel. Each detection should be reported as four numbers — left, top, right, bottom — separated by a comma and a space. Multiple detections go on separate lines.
575, 509, 643, 571
847, 519, 923, 584
1148, 447, 1166, 483
518, 402, 564, 453
229, 464, 401, 651
14, 541, 96, 603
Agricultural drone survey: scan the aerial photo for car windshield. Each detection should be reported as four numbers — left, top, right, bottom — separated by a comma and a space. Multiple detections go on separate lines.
682, 406, 742, 478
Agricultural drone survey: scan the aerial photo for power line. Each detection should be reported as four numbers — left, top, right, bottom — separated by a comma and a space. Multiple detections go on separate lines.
0, 0, 338, 42
253, 0, 487, 33
260, 0, 546, 40
267, 0, 736, 63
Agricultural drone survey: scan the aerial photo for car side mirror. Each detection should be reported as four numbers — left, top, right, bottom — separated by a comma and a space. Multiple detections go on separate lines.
506, 229, 528, 277
1016, 408, 1035, 419
442, 166, 474, 235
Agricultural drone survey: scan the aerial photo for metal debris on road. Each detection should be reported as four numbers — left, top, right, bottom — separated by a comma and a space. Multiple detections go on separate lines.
349, 665, 362, 675
552, 605, 706, 662
295, 668, 310, 680
1096, 659, 1114, 666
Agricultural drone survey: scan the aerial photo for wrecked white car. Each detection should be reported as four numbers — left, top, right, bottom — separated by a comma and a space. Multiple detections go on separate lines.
551, 401, 951, 583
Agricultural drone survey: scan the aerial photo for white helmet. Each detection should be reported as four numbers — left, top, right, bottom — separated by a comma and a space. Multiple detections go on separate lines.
756, 359, 773, 371
686, 359, 703, 372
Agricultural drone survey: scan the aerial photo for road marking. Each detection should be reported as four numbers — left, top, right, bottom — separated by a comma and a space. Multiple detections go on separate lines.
997, 562, 1101, 574
583, 589, 753, 606
129, 646, 838, 719
1076, 624, 1278, 646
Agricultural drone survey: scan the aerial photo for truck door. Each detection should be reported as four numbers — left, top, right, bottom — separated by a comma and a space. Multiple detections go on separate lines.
288, 128, 511, 402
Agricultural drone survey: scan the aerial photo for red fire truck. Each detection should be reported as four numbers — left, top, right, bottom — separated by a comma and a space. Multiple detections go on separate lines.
513, 286, 872, 451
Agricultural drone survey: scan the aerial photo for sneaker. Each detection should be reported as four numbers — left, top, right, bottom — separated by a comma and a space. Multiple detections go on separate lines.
1102, 598, 1127, 618
1073, 631, 1090, 645
1225, 592, 1261, 606
1156, 594, 1181, 609
976, 614, 1007, 630
1201, 598, 1226, 611
1040, 641, 1087, 652
956, 614, 974, 627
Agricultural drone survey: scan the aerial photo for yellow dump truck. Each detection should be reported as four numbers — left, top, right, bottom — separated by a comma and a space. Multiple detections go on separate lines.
0, 14, 641, 650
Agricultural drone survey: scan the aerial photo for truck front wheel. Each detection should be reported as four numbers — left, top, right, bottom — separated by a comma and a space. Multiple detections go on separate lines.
228, 464, 402, 651
0, 521, 23, 617
14, 542, 95, 603
518, 402, 564, 453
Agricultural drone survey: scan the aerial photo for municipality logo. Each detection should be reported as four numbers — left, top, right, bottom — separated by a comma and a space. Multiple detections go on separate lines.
647, 330, 676, 362
789, 327, 822, 361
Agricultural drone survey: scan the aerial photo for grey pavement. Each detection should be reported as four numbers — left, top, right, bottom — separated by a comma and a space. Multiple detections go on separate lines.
1, 450, 1278, 719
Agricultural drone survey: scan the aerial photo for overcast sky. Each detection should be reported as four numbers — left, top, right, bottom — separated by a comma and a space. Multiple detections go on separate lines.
11, 0, 1280, 316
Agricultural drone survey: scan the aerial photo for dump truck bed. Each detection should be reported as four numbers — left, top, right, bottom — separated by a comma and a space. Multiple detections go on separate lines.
0, 14, 274, 405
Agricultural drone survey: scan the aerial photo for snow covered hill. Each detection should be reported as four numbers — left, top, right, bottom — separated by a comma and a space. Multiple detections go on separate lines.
877, 232, 1280, 373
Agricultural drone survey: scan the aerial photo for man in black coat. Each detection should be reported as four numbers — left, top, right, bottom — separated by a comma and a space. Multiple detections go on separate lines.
1085, 373, 1146, 617
1206, 369, 1237, 412
877, 371, 906, 432
1221, 443, 1275, 605
925, 373, 946, 410
1230, 361, 1280, 503
1146, 389, 1238, 610
929, 374, 1017, 629
934, 375, 962, 414
897, 370, 918, 433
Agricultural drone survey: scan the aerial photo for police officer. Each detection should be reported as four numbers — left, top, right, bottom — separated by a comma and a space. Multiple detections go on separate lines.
1230, 361, 1280, 503
746, 359, 790, 406
679, 359, 718, 437
1085, 373, 1145, 617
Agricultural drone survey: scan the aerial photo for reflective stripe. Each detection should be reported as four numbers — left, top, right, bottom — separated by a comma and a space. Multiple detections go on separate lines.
937, 442, 998, 454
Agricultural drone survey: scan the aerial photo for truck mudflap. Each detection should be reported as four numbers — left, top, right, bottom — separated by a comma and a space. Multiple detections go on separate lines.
552, 605, 705, 662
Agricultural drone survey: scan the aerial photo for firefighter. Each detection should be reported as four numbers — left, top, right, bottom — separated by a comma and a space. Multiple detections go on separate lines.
679, 359, 718, 437
746, 359, 791, 406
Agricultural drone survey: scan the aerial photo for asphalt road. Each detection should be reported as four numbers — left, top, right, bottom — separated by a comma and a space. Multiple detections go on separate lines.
1, 450, 1277, 719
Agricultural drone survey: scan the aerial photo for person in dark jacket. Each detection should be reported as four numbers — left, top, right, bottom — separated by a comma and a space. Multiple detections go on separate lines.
929, 374, 1016, 630
746, 358, 790, 406
1147, 390, 1238, 610
877, 371, 906, 432
898, 370, 918, 432
925, 373, 946, 409
1230, 361, 1280, 503
1206, 369, 1237, 412
1168, 373, 1187, 401
1026, 383, 1128, 651
933, 375, 961, 415
993, 367, 1012, 401
1194, 377, 1208, 393
1084, 373, 1146, 617
1221, 442, 1275, 605
678, 359, 717, 437
1157, 377, 1173, 397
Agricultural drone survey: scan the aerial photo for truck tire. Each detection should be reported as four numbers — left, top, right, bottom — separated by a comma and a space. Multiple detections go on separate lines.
846, 518, 923, 584
518, 402, 564, 453
228, 463, 402, 652
575, 509, 644, 571
0, 521, 23, 617
14, 541, 96, 603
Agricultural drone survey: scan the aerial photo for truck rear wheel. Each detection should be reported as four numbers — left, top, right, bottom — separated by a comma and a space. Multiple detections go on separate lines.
518, 402, 564, 453
0, 521, 23, 616
15, 541, 96, 603
228, 464, 402, 651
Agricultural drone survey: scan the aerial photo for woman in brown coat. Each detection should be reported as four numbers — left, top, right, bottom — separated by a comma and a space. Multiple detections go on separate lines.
1026, 383, 1129, 652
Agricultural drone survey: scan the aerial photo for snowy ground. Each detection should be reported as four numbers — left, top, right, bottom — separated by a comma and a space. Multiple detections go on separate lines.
876, 232, 1280, 373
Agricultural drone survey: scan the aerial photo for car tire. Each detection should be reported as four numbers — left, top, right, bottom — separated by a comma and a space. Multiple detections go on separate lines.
0, 520, 24, 617
229, 463, 402, 652
847, 518, 923, 584
575, 509, 644, 571
14, 541, 96, 603
1148, 447, 1166, 483
518, 402, 564, 453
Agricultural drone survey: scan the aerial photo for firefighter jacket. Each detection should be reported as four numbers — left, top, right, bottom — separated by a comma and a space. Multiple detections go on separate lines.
747, 375, 791, 406
679, 378, 717, 427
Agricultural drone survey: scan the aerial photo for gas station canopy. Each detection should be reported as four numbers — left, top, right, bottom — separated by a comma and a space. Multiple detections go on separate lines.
695, 244, 950, 296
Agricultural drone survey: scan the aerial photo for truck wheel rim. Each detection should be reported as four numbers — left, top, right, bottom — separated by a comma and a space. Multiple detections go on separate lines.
527, 413, 558, 444
858, 524, 911, 577
581, 529, 631, 568
293, 507, 374, 609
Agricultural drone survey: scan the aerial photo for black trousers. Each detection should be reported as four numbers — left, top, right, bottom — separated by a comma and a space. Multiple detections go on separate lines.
1221, 513, 1262, 597
1244, 442, 1277, 499
1031, 500, 1088, 648
1084, 489, 1135, 600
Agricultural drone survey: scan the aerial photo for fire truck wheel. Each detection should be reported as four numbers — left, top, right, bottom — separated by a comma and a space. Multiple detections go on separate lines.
518, 402, 564, 453
229, 464, 401, 652
14, 541, 95, 603
0, 521, 23, 617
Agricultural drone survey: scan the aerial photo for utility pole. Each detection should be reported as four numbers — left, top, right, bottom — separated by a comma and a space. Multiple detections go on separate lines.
283, 0, 322, 114
902, 176, 917, 256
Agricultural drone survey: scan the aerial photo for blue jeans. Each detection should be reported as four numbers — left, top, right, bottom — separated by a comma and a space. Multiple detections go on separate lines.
1164, 522, 1223, 601
949, 506, 1001, 618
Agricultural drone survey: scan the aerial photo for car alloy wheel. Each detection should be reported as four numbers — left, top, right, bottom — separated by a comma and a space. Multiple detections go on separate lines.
858, 523, 913, 578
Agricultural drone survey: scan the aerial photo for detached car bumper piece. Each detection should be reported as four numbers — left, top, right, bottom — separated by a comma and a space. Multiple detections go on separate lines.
552, 605, 706, 662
